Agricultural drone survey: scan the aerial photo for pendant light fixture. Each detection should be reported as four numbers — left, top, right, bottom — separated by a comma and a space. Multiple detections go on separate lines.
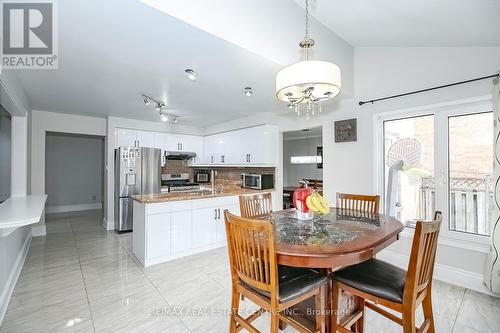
275, 0, 341, 119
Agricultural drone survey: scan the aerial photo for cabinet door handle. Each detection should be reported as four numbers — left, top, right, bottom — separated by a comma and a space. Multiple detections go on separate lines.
248, 154, 251, 163
218, 209, 221, 220
215, 209, 217, 220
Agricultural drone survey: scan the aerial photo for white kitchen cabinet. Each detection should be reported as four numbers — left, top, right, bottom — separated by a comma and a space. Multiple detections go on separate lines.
203, 125, 278, 166
133, 194, 254, 266
203, 134, 219, 165
147, 213, 172, 259
191, 207, 218, 248
170, 210, 192, 254
215, 204, 240, 242
115, 128, 138, 147
136, 130, 155, 148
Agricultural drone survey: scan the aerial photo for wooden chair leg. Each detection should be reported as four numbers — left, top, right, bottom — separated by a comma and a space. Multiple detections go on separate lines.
422, 294, 435, 333
402, 308, 416, 333
353, 298, 365, 333
331, 282, 340, 333
230, 290, 241, 333
315, 285, 327, 332
270, 312, 279, 333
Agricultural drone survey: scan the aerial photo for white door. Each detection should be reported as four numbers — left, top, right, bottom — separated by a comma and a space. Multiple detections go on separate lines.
183, 135, 204, 165
204, 135, 218, 164
191, 207, 218, 248
216, 204, 240, 242
147, 214, 171, 259
170, 211, 192, 254
115, 128, 137, 148
164, 133, 179, 151
136, 130, 156, 148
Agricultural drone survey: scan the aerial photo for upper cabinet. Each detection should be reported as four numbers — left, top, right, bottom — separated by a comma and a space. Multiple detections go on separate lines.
114, 124, 277, 167
203, 125, 278, 166
115, 128, 138, 147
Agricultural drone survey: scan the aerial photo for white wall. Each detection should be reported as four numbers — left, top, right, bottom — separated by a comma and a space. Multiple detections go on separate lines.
283, 136, 323, 187
45, 133, 104, 213
30, 110, 107, 235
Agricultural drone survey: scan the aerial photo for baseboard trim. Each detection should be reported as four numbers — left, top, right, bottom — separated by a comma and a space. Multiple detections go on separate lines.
377, 250, 494, 296
0, 233, 31, 325
46, 203, 102, 214
103, 217, 114, 230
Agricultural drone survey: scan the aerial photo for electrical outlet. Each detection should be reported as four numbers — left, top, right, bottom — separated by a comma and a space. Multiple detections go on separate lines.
92, 195, 96, 201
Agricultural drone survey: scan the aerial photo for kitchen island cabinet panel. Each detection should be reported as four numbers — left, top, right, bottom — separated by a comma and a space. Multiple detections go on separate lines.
133, 195, 252, 267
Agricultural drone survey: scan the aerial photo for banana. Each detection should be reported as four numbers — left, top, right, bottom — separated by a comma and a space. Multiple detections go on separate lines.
314, 193, 331, 215
306, 194, 320, 213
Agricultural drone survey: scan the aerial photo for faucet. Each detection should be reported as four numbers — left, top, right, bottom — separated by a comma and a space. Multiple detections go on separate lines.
211, 170, 215, 194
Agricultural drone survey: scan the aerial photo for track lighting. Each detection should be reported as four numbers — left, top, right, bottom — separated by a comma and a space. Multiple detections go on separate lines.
185, 69, 197, 81
155, 103, 162, 111
244, 87, 253, 97
173, 117, 178, 123
160, 114, 168, 122
143, 98, 150, 106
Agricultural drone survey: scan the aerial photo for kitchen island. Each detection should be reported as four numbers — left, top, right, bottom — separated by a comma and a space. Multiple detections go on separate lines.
131, 188, 276, 267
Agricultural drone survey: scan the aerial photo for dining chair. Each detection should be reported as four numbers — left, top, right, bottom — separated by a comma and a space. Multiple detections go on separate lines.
224, 211, 328, 333
331, 211, 442, 333
336, 193, 380, 213
239, 192, 273, 218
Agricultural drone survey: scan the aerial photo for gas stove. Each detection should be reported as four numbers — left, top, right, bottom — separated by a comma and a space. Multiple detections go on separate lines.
161, 173, 200, 193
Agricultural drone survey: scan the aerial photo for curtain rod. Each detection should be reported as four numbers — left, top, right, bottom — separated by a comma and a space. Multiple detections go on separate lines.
358, 73, 500, 106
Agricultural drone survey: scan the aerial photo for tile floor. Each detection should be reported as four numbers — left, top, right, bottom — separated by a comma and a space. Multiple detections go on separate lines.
1, 209, 499, 332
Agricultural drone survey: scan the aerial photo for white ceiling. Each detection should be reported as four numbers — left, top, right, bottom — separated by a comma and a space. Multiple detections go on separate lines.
10, 0, 284, 127
295, 0, 500, 46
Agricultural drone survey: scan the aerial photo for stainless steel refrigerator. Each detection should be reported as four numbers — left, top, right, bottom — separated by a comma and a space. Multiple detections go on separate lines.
114, 147, 161, 232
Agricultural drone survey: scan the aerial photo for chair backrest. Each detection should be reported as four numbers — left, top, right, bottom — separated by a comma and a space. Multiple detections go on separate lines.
239, 193, 273, 218
404, 212, 442, 299
336, 192, 380, 213
224, 211, 278, 295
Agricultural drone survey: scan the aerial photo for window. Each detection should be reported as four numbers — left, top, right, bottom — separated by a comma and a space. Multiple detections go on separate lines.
378, 99, 494, 242
383, 115, 435, 227
448, 112, 493, 236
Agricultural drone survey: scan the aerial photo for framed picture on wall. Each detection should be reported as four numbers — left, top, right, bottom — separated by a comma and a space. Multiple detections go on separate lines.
335, 118, 357, 142
317, 146, 323, 169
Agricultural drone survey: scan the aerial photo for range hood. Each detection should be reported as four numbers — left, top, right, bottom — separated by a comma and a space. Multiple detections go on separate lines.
164, 151, 196, 160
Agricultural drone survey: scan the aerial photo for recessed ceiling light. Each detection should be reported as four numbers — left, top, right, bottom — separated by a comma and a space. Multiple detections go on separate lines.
185, 69, 197, 81
244, 87, 253, 97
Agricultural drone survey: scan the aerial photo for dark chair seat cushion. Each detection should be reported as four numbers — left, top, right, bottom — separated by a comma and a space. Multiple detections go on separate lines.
333, 259, 407, 303
243, 266, 328, 303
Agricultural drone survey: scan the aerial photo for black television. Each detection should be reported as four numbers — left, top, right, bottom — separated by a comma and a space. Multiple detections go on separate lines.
0, 106, 11, 203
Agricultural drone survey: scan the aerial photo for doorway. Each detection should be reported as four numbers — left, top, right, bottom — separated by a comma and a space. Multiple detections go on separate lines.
45, 132, 105, 214
282, 127, 323, 209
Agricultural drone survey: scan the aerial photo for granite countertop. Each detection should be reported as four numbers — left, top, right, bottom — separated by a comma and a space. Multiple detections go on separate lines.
131, 188, 275, 204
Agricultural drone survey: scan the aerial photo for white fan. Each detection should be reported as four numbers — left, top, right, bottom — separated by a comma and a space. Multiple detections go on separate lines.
386, 138, 422, 217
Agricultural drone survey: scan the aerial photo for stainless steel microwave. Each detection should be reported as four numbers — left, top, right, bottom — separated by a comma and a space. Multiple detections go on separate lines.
195, 170, 211, 183
241, 173, 274, 190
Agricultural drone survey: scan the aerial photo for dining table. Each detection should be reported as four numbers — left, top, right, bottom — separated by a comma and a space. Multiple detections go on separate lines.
258, 207, 405, 333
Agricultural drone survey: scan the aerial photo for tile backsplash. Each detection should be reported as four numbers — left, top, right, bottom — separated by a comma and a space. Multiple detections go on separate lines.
161, 162, 275, 190
206, 167, 276, 190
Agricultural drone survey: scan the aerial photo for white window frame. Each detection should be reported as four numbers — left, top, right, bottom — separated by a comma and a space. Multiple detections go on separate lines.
374, 95, 493, 253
